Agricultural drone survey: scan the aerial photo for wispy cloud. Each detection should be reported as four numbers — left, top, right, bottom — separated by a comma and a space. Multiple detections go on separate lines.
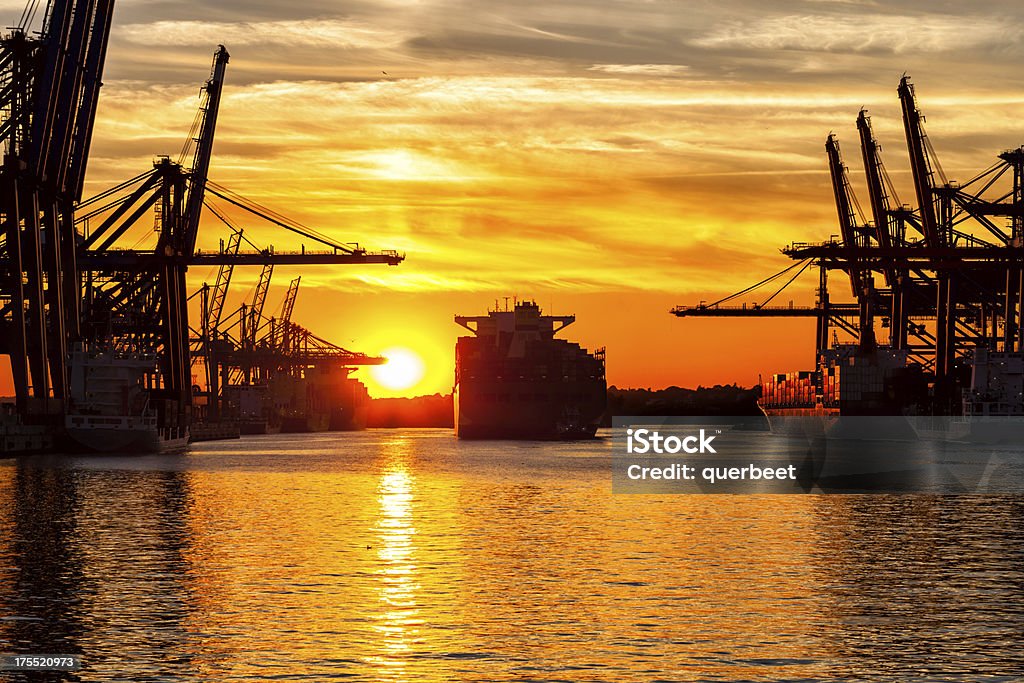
115, 19, 411, 49
588, 64, 689, 75
693, 14, 1023, 54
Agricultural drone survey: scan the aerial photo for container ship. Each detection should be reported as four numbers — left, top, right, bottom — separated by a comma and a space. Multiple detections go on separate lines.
224, 367, 371, 434
454, 300, 606, 439
273, 366, 371, 433
63, 347, 189, 453
759, 344, 928, 419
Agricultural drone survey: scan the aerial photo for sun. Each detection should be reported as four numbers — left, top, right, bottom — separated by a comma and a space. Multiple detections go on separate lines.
370, 347, 426, 393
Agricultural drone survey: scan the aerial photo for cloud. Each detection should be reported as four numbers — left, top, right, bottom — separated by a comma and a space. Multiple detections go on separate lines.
83, 70, 1024, 272
693, 14, 1023, 54
115, 19, 411, 49
588, 64, 689, 75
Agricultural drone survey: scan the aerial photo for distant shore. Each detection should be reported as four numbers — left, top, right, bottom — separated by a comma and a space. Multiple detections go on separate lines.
366, 385, 760, 429
3, 385, 761, 430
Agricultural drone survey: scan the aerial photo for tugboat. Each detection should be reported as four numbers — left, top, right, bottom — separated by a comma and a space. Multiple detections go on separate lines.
454, 300, 606, 439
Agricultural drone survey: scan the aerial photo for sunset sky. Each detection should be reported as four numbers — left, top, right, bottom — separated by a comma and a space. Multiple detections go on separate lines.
7, 0, 1024, 396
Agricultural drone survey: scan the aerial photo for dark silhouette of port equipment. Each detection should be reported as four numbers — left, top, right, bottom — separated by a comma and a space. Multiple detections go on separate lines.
673, 76, 1024, 414
0, 0, 115, 421
0, 1, 403, 442
193, 256, 386, 425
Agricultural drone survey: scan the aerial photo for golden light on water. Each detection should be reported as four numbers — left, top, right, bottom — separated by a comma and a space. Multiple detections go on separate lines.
371, 455, 421, 674
0, 439, 1020, 679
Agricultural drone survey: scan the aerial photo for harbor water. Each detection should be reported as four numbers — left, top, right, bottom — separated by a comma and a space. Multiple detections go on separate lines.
0, 429, 1021, 681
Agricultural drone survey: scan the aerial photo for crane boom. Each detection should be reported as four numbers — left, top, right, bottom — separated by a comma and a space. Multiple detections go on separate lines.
825, 134, 865, 297
206, 227, 242, 332
898, 76, 942, 246
826, 134, 876, 350
67, 0, 115, 201
280, 276, 300, 326
276, 276, 300, 350
183, 45, 229, 256
858, 109, 907, 349
856, 110, 893, 250
247, 263, 273, 347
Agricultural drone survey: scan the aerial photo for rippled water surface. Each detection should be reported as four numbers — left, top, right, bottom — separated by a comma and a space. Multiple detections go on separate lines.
0, 429, 1021, 681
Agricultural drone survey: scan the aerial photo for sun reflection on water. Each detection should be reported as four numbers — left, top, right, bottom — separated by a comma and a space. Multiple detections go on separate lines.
371, 452, 422, 676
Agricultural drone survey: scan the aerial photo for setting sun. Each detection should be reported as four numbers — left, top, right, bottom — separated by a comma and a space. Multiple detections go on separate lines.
369, 347, 426, 394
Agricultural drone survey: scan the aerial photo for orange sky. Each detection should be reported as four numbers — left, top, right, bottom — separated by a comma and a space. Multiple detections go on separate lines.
5, 1, 1024, 397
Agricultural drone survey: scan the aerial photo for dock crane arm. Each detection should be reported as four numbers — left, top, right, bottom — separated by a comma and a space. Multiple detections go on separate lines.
206, 226, 243, 333
898, 76, 943, 246
856, 110, 895, 250
274, 276, 301, 350
182, 45, 229, 256
826, 134, 877, 349
247, 263, 273, 348
280, 276, 300, 326
858, 109, 909, 349
825, 134, 866, 297
67, 0, 115, 201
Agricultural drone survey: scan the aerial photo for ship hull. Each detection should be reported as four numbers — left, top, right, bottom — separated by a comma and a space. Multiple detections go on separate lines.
455, 383, 603, 440
239, 419, 279, 435
279, 414, 330, 433
63, 425, 189, 454
269, 374, 370, 434
762, 408, 916, 442
761, 406, 1024, 444
1, 413, 53, 455
456, 420, 600, 440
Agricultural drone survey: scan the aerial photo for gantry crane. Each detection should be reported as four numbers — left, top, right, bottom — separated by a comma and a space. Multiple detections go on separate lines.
198, 272, 385, 428
71, 44, 231, 434
676, 75, 1024, 413
1, 1, 403, 441
68, 43, 403, 433
0, 0, 114, 419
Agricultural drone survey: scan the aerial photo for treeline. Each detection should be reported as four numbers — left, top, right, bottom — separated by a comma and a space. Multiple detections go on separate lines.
367, 394, 454, 428
604, 384, 761, 422
365, 384, 761, 428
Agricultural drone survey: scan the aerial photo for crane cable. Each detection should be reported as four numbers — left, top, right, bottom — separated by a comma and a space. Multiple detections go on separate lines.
704, 259, 810, 308
18, 0, 40, 31
205, 181, 355, 253
757, 258, 814, 308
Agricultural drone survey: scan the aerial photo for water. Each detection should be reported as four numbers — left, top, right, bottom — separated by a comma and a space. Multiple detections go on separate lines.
0, 429, 1021, 682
